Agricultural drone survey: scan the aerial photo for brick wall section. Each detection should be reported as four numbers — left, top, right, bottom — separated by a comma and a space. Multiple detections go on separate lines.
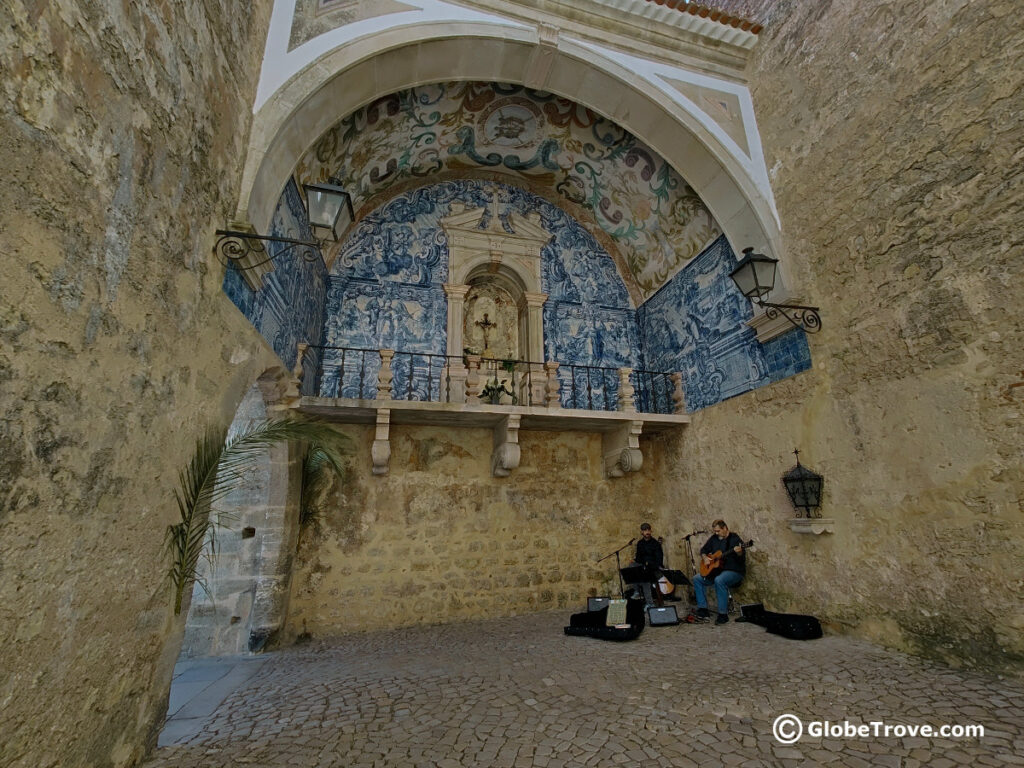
0, 2, 277, 766
670, 0, 1024, 671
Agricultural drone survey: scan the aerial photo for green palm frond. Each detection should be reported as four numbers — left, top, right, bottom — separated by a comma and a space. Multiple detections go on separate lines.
300, 445, 345, 529
165, 418, 349, 615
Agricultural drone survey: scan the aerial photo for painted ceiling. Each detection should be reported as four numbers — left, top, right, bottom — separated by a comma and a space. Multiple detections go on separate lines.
294, 81, 723, 302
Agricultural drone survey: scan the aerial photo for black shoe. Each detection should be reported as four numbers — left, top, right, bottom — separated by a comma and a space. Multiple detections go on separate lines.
696, 608, 710, 619
716, 613, 729, 625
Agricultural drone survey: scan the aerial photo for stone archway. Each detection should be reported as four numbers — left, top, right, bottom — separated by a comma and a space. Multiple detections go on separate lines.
178, 368, 302, 658
236, 26, 793, 294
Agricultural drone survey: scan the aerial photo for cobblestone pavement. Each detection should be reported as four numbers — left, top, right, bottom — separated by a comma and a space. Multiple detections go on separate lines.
144, 610, 1024, 768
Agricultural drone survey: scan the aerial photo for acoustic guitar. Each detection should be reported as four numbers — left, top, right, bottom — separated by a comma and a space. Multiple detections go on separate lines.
699, 539, 754, 579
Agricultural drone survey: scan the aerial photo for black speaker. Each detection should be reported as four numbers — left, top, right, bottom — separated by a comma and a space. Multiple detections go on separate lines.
647, 605, 680, 626
587, 596, 612, 612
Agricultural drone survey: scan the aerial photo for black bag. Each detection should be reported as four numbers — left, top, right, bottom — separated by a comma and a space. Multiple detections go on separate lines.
738, 603, 822, 640
564, 600, 646, 641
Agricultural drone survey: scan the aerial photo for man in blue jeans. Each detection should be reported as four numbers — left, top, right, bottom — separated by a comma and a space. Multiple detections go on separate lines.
693, 519, 746, 624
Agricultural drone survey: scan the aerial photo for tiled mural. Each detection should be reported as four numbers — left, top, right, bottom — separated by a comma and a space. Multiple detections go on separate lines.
296, 82, 722, 302
222, 179, 328, 376
223, 181, 809, 413
320, 180, 640, 407
636, 235, 812, 411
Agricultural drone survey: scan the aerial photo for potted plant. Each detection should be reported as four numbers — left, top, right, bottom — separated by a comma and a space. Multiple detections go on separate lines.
480, 378, 516, 405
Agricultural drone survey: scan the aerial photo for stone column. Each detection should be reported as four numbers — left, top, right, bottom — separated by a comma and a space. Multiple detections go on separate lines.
522, 291, 548, 365
443, 284, 470, 403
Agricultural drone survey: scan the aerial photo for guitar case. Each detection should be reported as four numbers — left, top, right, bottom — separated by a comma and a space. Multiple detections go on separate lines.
564, 599, 646, 641
738, 603, 823, 640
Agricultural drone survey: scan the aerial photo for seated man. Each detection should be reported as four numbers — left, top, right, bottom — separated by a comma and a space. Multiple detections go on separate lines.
628, 522, 663, 607
692, 519, 746, 624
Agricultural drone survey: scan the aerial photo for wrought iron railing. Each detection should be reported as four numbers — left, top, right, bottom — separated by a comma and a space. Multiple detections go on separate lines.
633, 369, 677, 415
303, 345, 683, 414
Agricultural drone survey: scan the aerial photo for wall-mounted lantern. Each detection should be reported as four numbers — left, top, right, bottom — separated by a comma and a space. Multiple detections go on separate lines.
730, 247, 822, 333
213, 182, 354, 288
782, 449, 833, 534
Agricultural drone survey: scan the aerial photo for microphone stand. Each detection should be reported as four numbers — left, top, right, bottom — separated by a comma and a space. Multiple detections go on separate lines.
597, 538, 636, 598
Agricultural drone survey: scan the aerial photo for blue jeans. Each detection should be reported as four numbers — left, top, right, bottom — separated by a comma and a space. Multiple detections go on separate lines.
692, 570, 743, 613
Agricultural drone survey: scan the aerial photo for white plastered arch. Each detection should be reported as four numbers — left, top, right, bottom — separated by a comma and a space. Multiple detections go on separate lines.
237, 21, 792, 291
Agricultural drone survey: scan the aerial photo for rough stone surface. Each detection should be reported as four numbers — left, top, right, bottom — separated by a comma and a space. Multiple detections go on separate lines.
143, 611, 1023, 767
669, 0, 1024, 673
285, 425, 676, 638
0, 1, 276, 766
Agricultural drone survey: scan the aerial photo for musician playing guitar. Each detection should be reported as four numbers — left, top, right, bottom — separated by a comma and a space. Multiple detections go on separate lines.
693, 520, 748, 624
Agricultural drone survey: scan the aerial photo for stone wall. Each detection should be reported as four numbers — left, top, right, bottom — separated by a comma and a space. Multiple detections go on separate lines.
285, 426, 678, 638
669, 0, 1024, 672
0, 1, 276, 766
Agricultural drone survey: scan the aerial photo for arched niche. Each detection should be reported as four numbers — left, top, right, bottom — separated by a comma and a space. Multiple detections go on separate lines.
463, 270, 521, 361
441, 196, 551, 402
236, 26, 791, 295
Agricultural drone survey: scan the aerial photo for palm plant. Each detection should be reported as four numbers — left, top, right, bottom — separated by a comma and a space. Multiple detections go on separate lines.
299, 444, 345, 531
165, 417, 349, 615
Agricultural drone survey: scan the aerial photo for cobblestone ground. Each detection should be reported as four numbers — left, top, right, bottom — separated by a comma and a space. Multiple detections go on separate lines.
144, 610, 1024, 768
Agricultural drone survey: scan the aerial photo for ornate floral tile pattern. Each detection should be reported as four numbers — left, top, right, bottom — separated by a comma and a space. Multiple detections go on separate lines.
296, 82, 722, 301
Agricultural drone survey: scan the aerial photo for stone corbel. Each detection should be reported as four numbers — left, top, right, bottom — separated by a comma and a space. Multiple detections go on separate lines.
371, 409, 391, 476
789, 518, 835, 535
603, 420, 643, 478
491, 415, 521, 477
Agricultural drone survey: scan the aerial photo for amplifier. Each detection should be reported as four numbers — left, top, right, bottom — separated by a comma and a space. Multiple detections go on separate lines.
647, 605, 680, 626
587, 596, 612, 612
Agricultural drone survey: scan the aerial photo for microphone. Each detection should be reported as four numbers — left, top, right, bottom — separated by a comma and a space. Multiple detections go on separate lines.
628, 537, 636, 545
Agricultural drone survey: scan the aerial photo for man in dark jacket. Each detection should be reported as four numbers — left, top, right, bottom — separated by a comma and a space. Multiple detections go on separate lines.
628, 523, 663, 606
693, 519, 746, 624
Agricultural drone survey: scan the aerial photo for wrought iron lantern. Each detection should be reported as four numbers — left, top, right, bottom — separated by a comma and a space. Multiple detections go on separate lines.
729, 247, 822, 333
782, 449, 824, 518
213, 182, 354, 279
303, 183, 354, 243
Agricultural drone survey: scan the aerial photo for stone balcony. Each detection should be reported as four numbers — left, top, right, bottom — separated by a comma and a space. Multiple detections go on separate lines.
284, 344, 690, 478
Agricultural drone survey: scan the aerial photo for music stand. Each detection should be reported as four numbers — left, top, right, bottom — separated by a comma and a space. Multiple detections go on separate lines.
619, 564, 659, 586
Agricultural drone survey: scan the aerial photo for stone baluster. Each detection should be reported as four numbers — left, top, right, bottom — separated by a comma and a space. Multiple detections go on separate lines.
617, 367, 636, 413
544, 361, 561, 408
465, 354, 482, 401
377, 349, 395, 401
670, 372, 686, 414
283, 342, 308, 402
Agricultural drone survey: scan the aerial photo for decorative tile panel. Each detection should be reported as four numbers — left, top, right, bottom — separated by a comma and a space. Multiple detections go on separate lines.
637, 234, 811, 412
296, 82, 722, 301
222, 178, 328, 370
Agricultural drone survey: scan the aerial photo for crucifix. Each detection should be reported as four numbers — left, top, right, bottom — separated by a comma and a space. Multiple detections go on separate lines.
475, 312, 497, 354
